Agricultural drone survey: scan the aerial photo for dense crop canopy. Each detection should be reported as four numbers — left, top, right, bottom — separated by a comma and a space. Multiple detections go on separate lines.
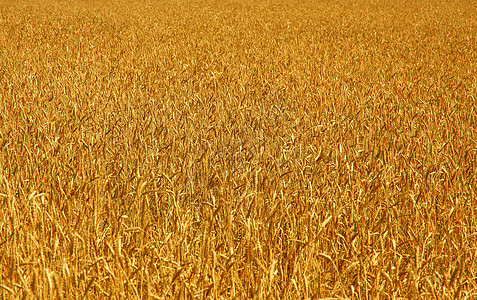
1, 0, 476, 298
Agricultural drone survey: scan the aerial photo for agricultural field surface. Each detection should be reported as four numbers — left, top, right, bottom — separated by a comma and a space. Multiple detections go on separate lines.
1, 0, 477, 298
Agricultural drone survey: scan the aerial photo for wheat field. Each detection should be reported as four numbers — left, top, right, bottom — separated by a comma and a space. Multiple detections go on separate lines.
1, 0, 476, 298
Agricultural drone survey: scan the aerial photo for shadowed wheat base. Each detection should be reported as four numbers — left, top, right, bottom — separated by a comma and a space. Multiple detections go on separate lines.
1, 0, 476, 298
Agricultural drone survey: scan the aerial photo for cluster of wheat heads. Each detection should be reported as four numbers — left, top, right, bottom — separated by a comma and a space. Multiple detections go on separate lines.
1, 0, 476, 298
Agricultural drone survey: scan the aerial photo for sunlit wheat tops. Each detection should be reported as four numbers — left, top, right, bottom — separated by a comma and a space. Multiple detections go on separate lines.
1, 0, 477, 298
